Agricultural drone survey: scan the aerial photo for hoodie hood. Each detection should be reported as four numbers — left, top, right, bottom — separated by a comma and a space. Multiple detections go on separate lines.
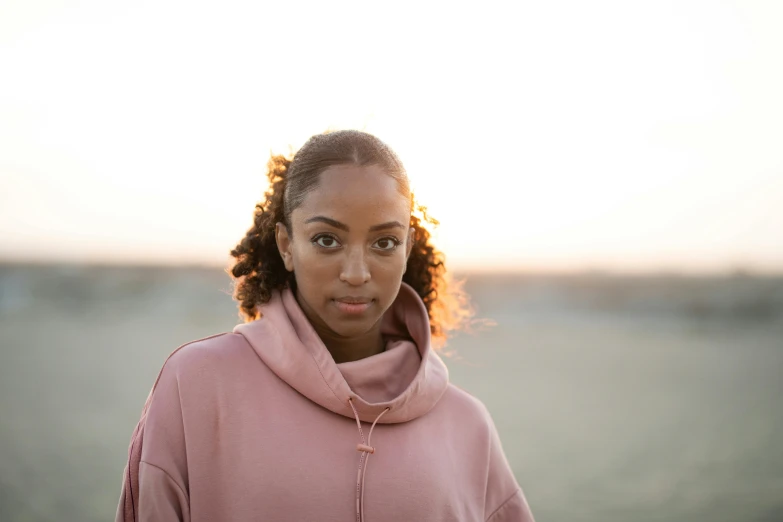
233, 282, 450, 424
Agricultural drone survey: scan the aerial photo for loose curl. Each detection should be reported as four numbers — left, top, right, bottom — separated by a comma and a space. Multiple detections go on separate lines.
228, 130, 474, 346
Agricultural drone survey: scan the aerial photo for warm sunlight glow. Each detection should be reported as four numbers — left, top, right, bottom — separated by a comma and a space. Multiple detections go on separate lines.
1, 1, 782, 273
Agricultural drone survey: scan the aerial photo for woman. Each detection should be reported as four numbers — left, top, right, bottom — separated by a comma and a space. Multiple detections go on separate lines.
116, 130, 534, 522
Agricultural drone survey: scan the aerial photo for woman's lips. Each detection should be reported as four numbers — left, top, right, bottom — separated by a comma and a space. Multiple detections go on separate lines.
333, 298, 373, 315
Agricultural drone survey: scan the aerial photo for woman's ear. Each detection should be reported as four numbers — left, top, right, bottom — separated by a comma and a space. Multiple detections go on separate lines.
275, 222, 294, 272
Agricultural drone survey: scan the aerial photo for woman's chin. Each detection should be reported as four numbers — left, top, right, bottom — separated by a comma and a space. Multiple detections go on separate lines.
323, 310, 383, 339
327, 319, 375, 339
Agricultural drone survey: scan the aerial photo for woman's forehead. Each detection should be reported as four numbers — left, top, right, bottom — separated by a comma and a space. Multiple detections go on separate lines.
293, 164, 410, 226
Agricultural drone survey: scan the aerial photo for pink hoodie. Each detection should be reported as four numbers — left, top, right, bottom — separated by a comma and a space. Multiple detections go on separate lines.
116, 282, 534, 521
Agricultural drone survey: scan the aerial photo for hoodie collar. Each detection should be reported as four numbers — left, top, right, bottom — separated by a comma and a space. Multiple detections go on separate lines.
233, 282, 449, 424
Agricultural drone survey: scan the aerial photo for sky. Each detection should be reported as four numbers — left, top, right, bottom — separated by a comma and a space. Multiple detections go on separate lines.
1, 0, 782, 273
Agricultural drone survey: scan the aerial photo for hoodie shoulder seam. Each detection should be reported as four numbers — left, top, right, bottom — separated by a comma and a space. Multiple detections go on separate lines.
139, 460, 189, 500
146, 332, 232, 407
485, 488, 522, 522
163, 332, 237, 369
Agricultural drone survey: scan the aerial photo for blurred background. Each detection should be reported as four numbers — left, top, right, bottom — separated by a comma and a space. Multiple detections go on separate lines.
1, 1, 782, 521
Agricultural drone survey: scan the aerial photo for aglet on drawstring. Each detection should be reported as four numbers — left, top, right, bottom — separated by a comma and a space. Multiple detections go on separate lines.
348, 397, 390, 522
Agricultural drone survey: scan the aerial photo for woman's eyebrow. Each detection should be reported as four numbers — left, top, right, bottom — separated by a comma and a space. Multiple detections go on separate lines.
304, 216, 348, 230
303, 216, 405, 232
369, 221, 406, 232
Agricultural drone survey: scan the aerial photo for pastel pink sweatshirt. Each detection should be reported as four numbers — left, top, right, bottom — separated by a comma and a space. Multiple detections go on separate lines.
115, 282, 534, 521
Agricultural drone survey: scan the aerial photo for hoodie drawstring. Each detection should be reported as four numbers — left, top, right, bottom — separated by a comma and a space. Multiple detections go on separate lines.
348, 398, 390, 522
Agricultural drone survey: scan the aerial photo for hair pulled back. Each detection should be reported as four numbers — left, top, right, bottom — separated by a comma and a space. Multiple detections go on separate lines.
228, 130, 473, 344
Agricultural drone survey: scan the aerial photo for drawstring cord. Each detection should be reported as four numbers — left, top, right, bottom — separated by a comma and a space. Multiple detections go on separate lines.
348, 398, 390, 522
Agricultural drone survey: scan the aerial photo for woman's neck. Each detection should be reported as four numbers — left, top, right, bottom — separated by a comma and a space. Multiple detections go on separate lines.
317, 326, 385, 364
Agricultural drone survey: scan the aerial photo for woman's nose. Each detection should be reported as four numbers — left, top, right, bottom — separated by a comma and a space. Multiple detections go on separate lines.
339, 247, 370, 285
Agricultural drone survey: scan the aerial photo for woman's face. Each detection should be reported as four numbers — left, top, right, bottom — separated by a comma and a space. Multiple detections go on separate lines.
275, 164, 414, 339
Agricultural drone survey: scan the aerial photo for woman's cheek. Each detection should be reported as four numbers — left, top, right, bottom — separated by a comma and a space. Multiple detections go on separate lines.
374, 255, 406, 278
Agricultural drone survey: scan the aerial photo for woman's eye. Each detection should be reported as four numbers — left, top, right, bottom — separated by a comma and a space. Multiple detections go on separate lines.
313, 235, 340, 249
373, 237, 400, 251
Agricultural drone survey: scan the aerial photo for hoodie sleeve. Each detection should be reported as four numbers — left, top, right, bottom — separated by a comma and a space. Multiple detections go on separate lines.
483, 409, 535, 522
136, 354, 191, 522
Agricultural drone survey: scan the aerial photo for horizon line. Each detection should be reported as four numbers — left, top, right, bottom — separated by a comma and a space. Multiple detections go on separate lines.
1, 256, 781, 278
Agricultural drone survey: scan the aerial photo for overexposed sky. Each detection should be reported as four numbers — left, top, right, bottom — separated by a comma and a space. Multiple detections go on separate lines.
1, 0, 782, 273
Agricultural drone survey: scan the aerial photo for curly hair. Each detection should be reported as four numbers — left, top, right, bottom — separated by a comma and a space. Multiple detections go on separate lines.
227, 130, 474, 345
